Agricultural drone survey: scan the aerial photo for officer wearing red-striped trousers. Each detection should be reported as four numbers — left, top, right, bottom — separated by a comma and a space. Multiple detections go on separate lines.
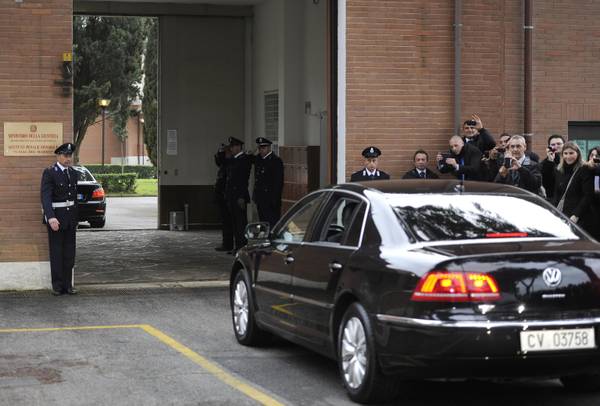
41, 143, 79, 296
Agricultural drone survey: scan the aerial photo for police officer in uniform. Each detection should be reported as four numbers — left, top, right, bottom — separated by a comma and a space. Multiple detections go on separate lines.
41, 143, 79, 296
350, 146, 390, 181
214, 143, 233, 252
253, 137, 284, 228
225, 137, 253, 253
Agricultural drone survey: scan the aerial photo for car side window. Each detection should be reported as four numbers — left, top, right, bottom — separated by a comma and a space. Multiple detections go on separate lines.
275, 193, 326, 243
343, 204, 366, 246
317, 197, 362, 245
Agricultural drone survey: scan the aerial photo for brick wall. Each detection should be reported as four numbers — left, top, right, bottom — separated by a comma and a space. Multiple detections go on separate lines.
0, 0, 73, 262
345, 0, 600, 178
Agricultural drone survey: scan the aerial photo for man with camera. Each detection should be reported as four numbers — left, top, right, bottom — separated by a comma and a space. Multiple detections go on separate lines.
462, 114, 496, 155
540, 134, 565, 201
402, 149, 439, 179
493, 135, 542, 194
437, 135, 483, 181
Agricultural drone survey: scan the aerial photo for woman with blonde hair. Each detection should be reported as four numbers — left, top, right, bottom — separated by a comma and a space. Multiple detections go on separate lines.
551, 141, 590, 224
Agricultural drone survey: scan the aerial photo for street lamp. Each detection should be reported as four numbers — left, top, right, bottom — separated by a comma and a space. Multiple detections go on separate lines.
98, 98, 110, 166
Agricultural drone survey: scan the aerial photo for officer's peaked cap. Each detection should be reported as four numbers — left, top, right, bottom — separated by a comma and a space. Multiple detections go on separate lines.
54, 143, 76, 155
228, 137, 244, 146
256, 137, 272, 146
362, 146, 381, 158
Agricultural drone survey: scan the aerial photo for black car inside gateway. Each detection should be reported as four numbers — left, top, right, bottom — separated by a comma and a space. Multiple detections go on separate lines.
229, 180, 600, 404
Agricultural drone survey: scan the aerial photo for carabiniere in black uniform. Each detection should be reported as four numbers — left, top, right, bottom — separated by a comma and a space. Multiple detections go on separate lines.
253, 137, 284, 228
41, 143, 78, 295
350, 146, 391, 181
225, 137, 253, 252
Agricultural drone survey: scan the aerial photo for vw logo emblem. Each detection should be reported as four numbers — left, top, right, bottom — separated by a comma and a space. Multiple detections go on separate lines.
542, 267, 562, 287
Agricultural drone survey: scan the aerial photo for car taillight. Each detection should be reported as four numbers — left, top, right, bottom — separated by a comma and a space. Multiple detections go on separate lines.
91, 188, 105, 200
411, 270, 500, 302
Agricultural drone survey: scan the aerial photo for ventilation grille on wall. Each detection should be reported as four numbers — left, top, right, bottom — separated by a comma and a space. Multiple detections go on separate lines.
264, 91, 279, 143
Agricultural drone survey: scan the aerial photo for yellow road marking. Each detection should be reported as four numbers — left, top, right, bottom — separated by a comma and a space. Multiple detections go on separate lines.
0, 324, 285, 406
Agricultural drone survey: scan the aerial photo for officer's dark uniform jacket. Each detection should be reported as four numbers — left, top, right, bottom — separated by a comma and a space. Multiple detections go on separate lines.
350, 168, 390, 182
225, 152, 253, 203
253, 152, 284, 205
41, 163, 79, 228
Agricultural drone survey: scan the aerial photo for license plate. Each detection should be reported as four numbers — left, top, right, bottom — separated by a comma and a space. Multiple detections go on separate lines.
77, 193, 84, 201
520, 328, 595, 352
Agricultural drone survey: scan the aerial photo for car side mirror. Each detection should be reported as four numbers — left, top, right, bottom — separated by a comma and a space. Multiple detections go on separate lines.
245, 222, 271, 242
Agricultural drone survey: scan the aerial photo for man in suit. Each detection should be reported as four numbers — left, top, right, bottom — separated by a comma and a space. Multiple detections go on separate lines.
225, 137, 253, 254
437, 135, 483, 181
462, 114, 496, 155
402, 150, 440, 179
214, 143, 233, 252
253, 137, 284, 228
41, 142, 79, 296
350, 146, 390, 181
494, 135, 542, 194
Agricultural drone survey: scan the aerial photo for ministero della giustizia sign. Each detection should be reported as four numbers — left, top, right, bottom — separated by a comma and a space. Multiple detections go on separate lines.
3, 123, 63, 156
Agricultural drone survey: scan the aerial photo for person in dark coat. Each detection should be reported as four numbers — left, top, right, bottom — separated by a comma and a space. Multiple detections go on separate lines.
225, 137, 253, 253
437, 136, 483, 181
540, 134, 565, 201
402, 149, 439, 179
350, 146, 390, 181
579, 147, 600, 240
493, 135, 542, 194
41, 142, 79, 296
551, 141, 589, 225
214, 143, 233, 252
253, 137, 284, 228
462, 114, 496, 155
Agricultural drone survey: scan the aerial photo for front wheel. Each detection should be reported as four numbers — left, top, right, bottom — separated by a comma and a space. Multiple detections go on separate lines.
338, 302, 399, 403
230, 270, 269, 346
561, 373, 600, 392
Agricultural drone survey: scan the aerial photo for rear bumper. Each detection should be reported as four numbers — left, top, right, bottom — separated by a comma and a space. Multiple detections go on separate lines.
77, 201, 106, 221
374, 314, 600, 378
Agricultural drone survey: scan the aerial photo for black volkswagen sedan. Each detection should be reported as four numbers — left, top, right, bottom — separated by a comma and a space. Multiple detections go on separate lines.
73, 165, 106, 228
229, 180, 600, 403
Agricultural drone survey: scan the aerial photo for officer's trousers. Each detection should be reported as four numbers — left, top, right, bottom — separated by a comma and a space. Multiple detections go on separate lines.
256, 199, 281, 229
227, 199, 248, 250
216, 193, 233, 249
47, 225, 76, 292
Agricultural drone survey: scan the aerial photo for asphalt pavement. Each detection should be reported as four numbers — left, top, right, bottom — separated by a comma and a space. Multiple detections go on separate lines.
1, 287, 599, 406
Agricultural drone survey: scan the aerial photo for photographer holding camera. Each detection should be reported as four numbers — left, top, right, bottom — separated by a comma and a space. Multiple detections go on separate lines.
493, 135, 542, 194
437, 135, 482, 181
482, 133, 512, 181
540, 134, 565, 201
462, 114, 496, 155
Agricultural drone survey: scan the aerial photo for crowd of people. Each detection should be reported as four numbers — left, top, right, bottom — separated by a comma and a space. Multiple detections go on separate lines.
351, 114, 600, 241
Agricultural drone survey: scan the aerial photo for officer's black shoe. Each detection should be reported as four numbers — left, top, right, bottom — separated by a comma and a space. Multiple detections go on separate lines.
66, 288, 78, 295
215, 246, 233, 252
51, 290, 63, 296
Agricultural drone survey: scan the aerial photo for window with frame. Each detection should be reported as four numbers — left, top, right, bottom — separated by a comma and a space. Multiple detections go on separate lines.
317, 197, 362, 245
275, 193, 326, 243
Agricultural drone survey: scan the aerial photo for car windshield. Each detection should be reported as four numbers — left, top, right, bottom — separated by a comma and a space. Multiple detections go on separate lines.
73, 167, 96, 182
387, 193, 579, 242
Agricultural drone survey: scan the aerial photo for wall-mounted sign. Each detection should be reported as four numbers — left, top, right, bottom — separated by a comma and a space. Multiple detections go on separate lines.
3, 122, 63, 156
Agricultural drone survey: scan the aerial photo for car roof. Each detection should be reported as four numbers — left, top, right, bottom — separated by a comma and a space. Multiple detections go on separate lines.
332, 179, 535, 197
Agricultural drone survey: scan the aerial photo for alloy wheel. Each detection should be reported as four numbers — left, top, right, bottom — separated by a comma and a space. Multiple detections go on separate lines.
233, 280, 249, 336
341, 316, 368, 389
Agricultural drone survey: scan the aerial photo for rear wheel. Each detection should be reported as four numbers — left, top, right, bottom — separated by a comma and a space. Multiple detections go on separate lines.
338, 302, 399, 403
89, 218, 105, 228
230, 270, 269, 346
561, 373, 600, 392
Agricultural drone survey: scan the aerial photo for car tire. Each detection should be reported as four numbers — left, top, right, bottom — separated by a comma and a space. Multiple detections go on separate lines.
89, 218, 106, 228
561, 373, 600, 392
230, 270, 269, 346
337, 302, 399, 404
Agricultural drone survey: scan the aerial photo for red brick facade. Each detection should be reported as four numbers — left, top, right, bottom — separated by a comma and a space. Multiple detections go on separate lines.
0, 0, 73, 262
345, 0, 600, 178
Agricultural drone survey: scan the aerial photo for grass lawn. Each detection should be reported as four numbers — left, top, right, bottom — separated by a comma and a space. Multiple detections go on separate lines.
107, 178, 157, 197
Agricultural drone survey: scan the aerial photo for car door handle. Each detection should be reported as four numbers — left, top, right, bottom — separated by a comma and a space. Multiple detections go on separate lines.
285, 256, 295, 265
329, 262, 343, 272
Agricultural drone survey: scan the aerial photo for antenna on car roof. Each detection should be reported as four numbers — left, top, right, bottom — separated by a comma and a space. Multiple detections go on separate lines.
454, 175, 465, 194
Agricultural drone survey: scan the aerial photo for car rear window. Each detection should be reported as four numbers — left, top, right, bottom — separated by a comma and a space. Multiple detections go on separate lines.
73, 167, 96, 182
388, 194, 579, 242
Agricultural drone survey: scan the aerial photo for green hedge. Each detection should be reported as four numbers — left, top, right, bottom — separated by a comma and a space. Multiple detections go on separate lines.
95, 173, 138, 193
84, 164, 157, 179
